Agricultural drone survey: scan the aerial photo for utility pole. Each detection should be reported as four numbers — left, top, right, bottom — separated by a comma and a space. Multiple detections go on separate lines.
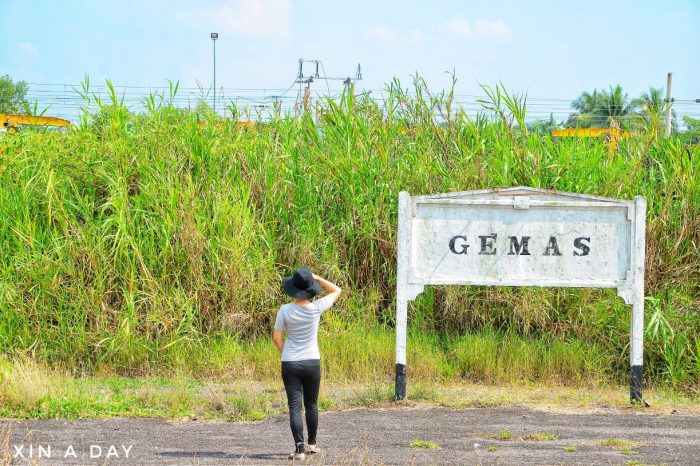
344, 64, 361, 98
211, 32, 218, 114
294, 59, 363, 115
665, 72, 673, 137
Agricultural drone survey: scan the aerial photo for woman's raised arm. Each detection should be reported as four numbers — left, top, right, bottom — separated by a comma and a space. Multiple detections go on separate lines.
313, 274, 341, 303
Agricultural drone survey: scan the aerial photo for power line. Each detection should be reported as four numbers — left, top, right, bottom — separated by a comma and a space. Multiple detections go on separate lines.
6, 80, 698, 129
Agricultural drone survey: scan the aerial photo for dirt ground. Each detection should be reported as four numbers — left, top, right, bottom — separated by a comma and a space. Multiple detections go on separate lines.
1, 406, 699, 465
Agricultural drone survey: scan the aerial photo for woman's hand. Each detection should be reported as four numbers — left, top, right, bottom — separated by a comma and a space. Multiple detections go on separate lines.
312, 273, 342, 302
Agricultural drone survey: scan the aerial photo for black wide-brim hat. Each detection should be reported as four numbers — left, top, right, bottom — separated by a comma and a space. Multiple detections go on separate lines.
282, 267, 323, 299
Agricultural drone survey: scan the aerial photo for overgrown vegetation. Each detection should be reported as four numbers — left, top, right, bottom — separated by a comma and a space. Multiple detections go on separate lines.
0, 77, 698, 395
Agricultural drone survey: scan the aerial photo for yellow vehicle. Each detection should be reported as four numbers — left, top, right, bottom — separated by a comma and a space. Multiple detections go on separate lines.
551, 127, 630, 154
1, 113, 71, 133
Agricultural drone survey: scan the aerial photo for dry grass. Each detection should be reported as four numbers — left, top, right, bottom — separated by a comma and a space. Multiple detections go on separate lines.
1, 425, 12, 465
600, 437, 642, 449
523, 432, 557, 441
0, 353, 698, 420
0, 356, 68, 409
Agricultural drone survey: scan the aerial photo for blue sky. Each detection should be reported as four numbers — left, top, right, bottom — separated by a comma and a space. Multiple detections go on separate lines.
1, 0, 699, 120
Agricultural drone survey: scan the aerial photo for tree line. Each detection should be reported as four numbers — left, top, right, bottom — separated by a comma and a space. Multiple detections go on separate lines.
1, 74, 698, 143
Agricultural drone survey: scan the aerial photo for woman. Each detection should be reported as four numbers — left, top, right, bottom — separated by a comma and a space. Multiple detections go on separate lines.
273, 267, 341, 461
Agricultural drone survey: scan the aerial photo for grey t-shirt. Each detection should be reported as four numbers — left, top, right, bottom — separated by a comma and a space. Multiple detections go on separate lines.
274, 294, 335, 362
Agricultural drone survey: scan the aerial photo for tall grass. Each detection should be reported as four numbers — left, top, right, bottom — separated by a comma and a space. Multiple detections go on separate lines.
0, 77, 697, 392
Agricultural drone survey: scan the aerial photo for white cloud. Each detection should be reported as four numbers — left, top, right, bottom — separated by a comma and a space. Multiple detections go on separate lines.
439, 17, 472, 40
473, 19, 512, 41
439, 16, 512, 42
199, 0, 292, 38
17, 42, 39, 57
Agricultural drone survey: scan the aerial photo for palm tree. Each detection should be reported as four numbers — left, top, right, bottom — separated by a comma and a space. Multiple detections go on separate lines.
596, 85, 637, 128
633, 87, 676, 134
567, 85, 637, 128
569, 89, 601, 127
635, 87, 665, 113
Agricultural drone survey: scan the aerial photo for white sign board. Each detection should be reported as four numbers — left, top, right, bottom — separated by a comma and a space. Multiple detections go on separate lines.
395, 187, 646, 402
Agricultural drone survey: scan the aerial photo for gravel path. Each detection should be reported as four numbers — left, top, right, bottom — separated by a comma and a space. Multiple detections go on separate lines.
2, 406, 699, 464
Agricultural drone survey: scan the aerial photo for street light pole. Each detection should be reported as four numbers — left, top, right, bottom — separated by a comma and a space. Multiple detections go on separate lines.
664, 72, 673, 138
211, 32, 218, 114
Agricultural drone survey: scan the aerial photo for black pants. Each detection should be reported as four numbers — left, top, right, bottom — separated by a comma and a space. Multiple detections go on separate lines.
281, 359, 321, 450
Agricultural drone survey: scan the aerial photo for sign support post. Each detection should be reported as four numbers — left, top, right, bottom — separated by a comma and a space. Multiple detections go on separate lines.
629, 196, 647, 402
394, 187, 646, 404
395, 191, 423, 400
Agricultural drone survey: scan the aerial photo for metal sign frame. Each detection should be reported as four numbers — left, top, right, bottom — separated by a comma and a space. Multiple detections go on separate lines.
395, 187, 646, 403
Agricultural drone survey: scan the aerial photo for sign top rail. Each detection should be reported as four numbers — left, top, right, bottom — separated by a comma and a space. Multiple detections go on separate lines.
413, 186, 638, 205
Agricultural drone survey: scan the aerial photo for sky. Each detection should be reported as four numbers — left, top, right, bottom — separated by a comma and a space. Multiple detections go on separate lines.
1, 0, 699, 121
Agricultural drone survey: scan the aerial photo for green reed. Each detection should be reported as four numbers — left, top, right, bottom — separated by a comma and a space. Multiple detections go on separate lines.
0, 77, 697, 391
